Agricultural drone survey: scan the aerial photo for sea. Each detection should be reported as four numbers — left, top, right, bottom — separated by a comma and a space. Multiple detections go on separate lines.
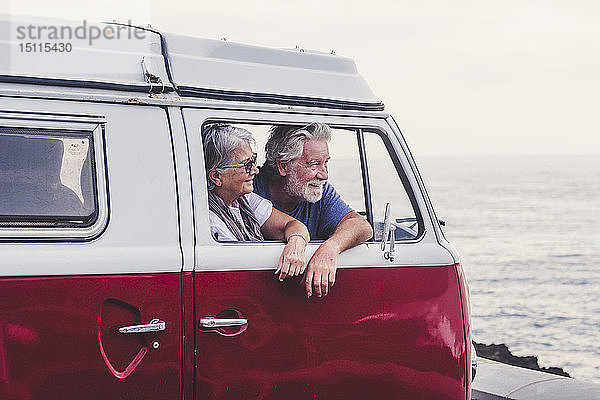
416, 154, 600, 383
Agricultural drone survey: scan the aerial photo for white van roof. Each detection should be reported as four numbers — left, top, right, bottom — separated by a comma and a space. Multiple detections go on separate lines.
0, 17, 383, 110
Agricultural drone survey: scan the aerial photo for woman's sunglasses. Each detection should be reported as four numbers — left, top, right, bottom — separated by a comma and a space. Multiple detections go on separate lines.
221, 153, 258, 174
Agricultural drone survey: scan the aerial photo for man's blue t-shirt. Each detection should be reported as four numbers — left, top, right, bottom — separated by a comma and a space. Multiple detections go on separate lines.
253, 171, 352, 240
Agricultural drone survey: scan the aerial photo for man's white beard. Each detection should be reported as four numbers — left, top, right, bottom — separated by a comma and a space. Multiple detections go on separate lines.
284, 167, 325, 203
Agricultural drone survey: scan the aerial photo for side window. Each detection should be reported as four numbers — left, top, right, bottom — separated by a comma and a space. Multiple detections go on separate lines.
0, 127, 97, 226
250, 124, 365, 214
201, 121, 419, 242
327, 128, 364, 214
363, 130, 420, 241
0, 121, 106, 238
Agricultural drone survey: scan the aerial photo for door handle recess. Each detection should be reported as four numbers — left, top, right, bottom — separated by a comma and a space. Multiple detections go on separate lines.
199, 317, 247, 329
119, 318, 166, 334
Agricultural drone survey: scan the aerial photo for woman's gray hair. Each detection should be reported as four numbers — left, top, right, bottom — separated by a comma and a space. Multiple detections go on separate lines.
264, 122, 331, 179
202, 124, 254, 191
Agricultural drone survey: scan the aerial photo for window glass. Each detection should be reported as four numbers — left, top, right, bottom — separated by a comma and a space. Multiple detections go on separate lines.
239, 124, 364, 213
201, 122, 419, 243
327, 128, 364, 214
201, 122, 364, 242
0, 127, 97, 226
364, 131, 419, 241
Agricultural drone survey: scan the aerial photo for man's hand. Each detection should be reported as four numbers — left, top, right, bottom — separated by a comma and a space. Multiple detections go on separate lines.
304, 211, 372, 298
305, 241, 340, 297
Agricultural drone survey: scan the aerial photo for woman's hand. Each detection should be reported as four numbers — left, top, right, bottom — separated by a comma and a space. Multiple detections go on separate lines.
275, 234, 307, 281
261, 207, 310, 281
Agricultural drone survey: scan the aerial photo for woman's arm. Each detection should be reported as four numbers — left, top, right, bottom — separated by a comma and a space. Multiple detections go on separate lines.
261, 208, 310, 281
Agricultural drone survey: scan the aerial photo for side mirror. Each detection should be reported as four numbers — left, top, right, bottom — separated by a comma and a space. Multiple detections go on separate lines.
381, 203, 396, 262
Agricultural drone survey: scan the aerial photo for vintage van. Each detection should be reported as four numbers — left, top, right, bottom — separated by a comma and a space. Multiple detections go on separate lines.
0, 17, 473, 400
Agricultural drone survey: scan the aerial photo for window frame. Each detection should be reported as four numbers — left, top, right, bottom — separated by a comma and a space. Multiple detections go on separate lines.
359, 127, 425, 241
0, 110, 109, 241
199, 118, 424, 244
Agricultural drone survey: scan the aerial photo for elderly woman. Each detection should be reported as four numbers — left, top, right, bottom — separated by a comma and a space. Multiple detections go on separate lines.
203, 124, 310, 280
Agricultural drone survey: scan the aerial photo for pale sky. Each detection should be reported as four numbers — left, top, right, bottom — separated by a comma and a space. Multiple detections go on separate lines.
2, 0, 599, 156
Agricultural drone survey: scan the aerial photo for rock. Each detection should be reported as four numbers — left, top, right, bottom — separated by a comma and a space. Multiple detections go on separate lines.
473, 342, 570, 378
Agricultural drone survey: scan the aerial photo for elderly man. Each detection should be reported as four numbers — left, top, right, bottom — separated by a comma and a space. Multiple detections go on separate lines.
253, 123, 373, 297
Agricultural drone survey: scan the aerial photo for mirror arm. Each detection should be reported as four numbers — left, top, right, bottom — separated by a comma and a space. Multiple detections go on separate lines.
381, 203, 391, 251
384, 225, 396, 262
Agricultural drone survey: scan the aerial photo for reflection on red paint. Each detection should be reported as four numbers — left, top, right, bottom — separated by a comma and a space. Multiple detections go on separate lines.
97, 299, 149, 379
98, 333, 148, 380
5, 324, 39, 345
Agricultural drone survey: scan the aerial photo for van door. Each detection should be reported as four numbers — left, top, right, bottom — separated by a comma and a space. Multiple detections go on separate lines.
0, 99, 182, 400
184, 109, 467, 399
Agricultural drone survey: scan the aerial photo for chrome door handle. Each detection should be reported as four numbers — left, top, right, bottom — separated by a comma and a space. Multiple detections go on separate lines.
199, 317, 248, 329
118, 318, 166, 334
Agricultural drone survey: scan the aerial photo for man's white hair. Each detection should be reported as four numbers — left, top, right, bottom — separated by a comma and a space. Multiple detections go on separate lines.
263, 122, 331, 179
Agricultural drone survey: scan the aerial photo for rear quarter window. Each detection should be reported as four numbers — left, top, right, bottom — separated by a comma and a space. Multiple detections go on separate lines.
0, 127, 97, 227
0, 112, 108, 241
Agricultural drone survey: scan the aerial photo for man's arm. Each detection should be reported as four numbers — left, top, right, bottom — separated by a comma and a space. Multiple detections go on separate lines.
304, 211, 373, 297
